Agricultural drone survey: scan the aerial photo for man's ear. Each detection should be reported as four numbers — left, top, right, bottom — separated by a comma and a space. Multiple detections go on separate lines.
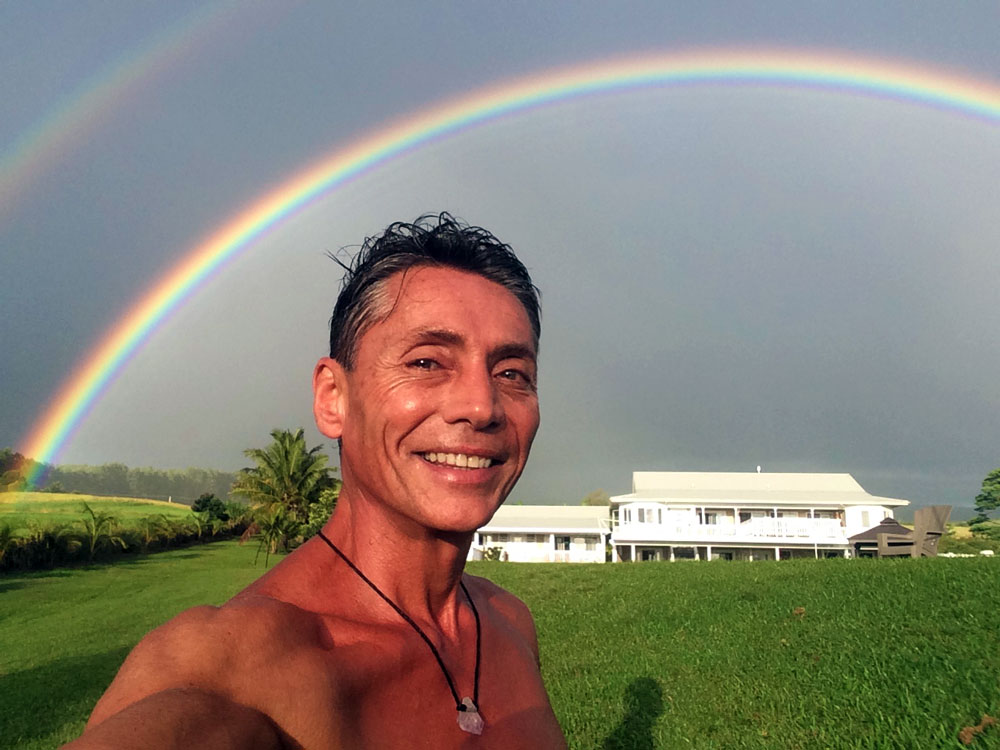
313, 357, 348, 439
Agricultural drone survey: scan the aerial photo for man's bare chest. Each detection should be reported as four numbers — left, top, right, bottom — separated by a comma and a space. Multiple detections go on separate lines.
234, 628, 563, 749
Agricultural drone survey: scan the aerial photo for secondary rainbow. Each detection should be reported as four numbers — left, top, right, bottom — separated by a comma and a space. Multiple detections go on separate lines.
0, 1, 258, 217
20, 49, 1000, 481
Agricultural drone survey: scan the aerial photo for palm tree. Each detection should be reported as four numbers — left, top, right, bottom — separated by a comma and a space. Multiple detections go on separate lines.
247, 506, 302, 566
231, 428, 334, 522
135, 514, 169, 553
188, 511, 210, 542
0, 523, 15, 567
78, 502, 126, 562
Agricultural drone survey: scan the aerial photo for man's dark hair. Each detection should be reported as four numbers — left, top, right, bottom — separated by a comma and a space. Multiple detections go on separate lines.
328, 213, 540, 368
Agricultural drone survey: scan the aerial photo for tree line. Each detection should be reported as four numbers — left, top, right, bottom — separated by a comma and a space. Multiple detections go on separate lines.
1, 448, 236, 502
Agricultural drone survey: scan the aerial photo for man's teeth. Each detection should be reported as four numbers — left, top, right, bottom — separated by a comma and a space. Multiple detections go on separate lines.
423, 452, 493, 469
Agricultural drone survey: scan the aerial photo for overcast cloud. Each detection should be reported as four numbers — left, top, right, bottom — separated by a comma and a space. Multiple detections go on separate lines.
2, 1, 999, 509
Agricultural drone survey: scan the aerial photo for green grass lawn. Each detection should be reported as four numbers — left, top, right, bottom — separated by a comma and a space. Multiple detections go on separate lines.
0, 492, 195, 536
2, 546, 999, 749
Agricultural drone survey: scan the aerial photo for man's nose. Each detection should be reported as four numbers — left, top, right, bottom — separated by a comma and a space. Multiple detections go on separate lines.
442, 367, 503, 429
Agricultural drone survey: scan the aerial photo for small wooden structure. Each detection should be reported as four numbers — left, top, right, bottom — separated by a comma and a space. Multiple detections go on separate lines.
848, 517, 912, 558
877, 505, 951, 558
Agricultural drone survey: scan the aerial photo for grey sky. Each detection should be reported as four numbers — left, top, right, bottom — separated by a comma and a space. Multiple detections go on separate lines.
2, 1, 999, 509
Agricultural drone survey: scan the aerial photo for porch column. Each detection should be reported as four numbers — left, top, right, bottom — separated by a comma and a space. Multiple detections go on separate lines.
775, 545, 781, 560
748, 549, 754, 562
669, 546, 675, 562
706, 544, 713, 561
814, 543, 819, 559
630, 543, 636, 562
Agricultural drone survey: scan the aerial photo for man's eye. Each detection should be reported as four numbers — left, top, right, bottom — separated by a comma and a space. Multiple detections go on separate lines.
408, 358, 439, 370
498, 368, 531, 385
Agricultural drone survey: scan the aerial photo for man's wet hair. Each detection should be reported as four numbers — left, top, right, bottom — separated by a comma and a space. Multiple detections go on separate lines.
328, 212, 541, 368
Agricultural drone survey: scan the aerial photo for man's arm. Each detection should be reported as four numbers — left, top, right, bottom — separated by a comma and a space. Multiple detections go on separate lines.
62, 688, 283, 750
65, 603, 290, 749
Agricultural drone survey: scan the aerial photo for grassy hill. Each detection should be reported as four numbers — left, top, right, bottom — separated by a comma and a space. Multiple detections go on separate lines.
1, 544, 998, 749
0, 491, 198, 537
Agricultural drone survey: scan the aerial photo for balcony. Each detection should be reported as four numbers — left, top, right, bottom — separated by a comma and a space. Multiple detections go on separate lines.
613, 516, 847, 544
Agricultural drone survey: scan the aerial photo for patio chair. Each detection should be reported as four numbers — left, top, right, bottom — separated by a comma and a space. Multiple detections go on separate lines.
877, 505, 951, 558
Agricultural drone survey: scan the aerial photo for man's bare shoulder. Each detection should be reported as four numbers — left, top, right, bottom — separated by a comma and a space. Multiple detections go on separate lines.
89, 594, 327, 726
463, 573, 542, 655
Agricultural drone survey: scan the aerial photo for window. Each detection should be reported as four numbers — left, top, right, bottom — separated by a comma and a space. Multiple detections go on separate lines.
636, 507, 661, 524
490, 534, 509, 543
554, 535, 570, 551
585, 538, 598, 551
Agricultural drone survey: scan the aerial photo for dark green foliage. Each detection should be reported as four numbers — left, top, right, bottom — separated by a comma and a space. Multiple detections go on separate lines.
224, 500, 253, 526
44, 463, 238, 502
231, 428, 337, 522
301, 485, 340, 539
0, 522, 14, 565
191, 493, 228, 521
0, 447, 23, 474
973, 468, 1000, 522
1, 447, 28, 490
77, 502, 126, 561
249, 506, 302, 566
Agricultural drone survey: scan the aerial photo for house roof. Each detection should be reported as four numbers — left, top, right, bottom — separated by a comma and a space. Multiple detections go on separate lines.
611, 472, 909, 507
848, 517, 912, 542
479, 504, 610, 533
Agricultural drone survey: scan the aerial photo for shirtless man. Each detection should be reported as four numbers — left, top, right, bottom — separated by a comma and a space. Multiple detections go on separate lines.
66, 214, 567, 749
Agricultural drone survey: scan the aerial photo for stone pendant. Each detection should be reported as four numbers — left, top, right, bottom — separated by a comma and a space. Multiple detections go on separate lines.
457, 697, 484, 735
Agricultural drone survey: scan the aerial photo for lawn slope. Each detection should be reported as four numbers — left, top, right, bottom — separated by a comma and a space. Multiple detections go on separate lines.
0, 491, 195, 536
2, 549, 998, 749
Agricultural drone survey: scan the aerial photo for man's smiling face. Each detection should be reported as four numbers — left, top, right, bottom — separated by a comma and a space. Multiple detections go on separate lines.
329, 265, 539, 533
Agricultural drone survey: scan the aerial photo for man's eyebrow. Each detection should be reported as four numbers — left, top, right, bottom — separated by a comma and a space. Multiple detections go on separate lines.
405, 328, 465, 347
404, 329, 536, 362
492, 343, 537, 363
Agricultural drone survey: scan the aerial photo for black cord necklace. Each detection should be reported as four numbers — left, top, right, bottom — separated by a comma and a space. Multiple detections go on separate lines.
316, 531, 484, 735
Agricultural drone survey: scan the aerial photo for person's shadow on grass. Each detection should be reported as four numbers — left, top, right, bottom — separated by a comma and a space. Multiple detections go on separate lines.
602, 677, 664, 750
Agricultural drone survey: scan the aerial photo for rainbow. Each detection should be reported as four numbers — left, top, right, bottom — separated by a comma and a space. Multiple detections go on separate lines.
20, 49, 1000, 483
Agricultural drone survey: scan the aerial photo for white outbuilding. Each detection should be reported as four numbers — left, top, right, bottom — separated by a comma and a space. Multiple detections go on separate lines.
469, 505, 611, 563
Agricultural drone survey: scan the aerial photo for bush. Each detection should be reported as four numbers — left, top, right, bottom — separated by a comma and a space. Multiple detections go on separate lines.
192, 493, 228, 521
301, 487, 339, 540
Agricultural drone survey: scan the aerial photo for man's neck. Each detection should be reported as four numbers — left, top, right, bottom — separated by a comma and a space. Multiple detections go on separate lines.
318, 492, 475, 633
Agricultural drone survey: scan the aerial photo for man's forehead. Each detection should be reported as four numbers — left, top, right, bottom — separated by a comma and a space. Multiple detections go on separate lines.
379, 266, 534, 335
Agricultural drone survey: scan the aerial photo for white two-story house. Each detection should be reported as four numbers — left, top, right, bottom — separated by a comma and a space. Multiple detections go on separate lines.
611, 471, 909, 562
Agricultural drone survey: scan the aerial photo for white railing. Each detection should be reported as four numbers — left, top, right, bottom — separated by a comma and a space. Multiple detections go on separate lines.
613, 517, 845, 542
